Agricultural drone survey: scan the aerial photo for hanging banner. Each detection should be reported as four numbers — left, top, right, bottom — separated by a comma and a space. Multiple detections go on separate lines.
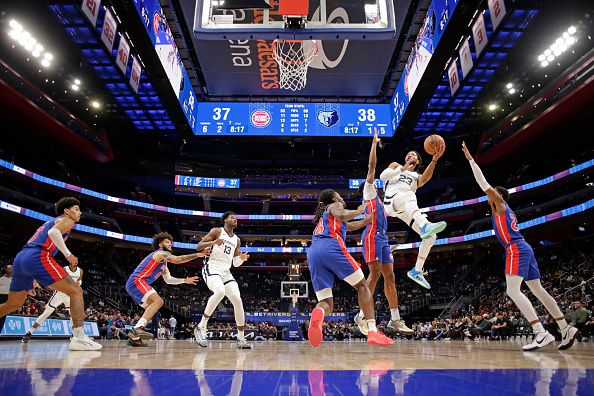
459, 37, 473, 79
488, 0, 507, 31
448, 61, 460, 96
116, 35, 131, 74
100, 8, 117, 51
81, 0, 101, 26
472, 13, 488, 57
130, 56, 142, 93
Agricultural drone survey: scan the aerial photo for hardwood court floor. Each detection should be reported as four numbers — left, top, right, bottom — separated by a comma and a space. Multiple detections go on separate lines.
0, 339, 592, 395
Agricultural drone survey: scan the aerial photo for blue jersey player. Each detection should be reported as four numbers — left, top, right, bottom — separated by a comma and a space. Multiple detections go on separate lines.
462, 142, 578, 351
306, 189, 394, 347
0, 197, 101, 351
354, 132, 413, 336
126, 232, 210, 346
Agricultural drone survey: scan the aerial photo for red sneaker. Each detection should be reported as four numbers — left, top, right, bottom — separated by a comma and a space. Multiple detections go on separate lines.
367, 331, 394, 346
308, 307, 324, 347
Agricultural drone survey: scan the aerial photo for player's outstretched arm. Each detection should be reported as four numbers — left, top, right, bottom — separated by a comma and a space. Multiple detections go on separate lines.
366, 130, 381, 184
161, 265, 199, 285
328, 202, 366, 222
347, 215, 372, 231
232, 238, 249, 267
197, 228, 224, 251
156, 250, 209, 265
418, 140, 445, 188
48, 217, 77, 266
78, 268, 83, 286
461, 141, 505, 211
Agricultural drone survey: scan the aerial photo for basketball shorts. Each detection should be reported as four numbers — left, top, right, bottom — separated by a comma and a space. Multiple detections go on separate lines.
383, 191, 426, 231
504, 240, 541, 281
307, 237, 363, 297
125, 277, 157, 308
10, 248, 68, 292
201, 264, 236, 289
46, 290, 70, 309
362, 230, 393, 264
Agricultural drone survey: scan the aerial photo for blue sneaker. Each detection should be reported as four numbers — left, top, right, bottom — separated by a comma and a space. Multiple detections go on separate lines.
420, 221, 447, 240
407, 269, 431, 289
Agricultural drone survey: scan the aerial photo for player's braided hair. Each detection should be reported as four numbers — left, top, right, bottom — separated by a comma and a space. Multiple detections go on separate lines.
313, 189, 336, 224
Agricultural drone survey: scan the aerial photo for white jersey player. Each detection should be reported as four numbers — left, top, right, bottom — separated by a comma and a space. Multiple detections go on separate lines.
380, 144, 446, 289
194, 211, 251, 349
22, 263, 83, 343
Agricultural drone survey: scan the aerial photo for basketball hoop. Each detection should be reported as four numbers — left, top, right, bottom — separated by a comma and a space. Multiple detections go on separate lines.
272, 39, 319, 91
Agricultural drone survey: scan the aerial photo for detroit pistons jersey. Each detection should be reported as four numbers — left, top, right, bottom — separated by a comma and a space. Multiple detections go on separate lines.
25, 217, 70, 256
313, 208, 347, 241
362, 195, 388, 240
206, 227, 238, 271
492, 204, 524, 247
129, 249, 167, 285
383, 170, 420, 197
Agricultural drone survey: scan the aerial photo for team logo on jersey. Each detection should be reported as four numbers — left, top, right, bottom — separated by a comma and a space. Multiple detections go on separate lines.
251, 109, 271, 128
317, 110, 339, 127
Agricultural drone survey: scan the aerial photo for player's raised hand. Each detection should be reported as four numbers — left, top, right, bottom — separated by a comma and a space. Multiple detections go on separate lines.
197, 246, 212, 257
239, 252, 250, 262
461, 141, 473, 161
184, 276, 199, 285
433, 140, 446, 161
356, 203, 366, 213
372, 129, 381, 145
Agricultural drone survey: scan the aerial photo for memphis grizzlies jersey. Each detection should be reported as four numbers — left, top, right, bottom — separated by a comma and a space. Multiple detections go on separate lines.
25, 217, 70, 256
492, 204, 524, 247
129, 249, 167, 285
206, 228, 238, 271
383, 169, 420, 196
65, 266, 81, 285
313, 208, 347, 241
363, 195, 388, 239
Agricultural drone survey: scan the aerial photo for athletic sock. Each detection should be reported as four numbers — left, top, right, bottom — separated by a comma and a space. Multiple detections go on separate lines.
556, 319, 568, 334
390, 308, 401, 321
532, 322, 545, 335
72, 327, 85, 339
366, 320, 377, 333
237, 329, 245, 341
199, 316, 209, 329
134, 318, 147, 329
358, 309, 365, 319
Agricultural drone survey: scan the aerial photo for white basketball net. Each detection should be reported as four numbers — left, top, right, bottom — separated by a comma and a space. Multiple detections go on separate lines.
272, 39, 319, 91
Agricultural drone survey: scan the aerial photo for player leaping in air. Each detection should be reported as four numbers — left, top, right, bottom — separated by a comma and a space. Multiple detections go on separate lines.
125, 232, 210, 346
379, 141, 447, 289
461, 141, 579, 351
354, 132, 414, 336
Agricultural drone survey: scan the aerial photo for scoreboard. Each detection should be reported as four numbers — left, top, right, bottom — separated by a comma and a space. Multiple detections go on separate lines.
194, 102, 393, 137
175, 175, 240, 188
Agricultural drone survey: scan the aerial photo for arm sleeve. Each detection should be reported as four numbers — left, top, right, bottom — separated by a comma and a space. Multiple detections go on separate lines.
47, 228, 72, 257
232, 256, 245, 267
469, 160, 492, 192
162, 272, 184, 285
379, 166, 402, 182
362, 182, 377, 201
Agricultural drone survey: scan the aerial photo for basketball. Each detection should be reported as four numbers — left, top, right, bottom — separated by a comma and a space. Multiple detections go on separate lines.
424, 134, 445, 155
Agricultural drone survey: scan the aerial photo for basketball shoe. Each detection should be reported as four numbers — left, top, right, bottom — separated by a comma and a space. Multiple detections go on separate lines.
387, 319, 414, 335
236, 339, 252, 349
194, 326, 208, 348
367, 331, 394, 346
308, 307, 324, 347
558, 325, 579, 350
522, 331, 555, 351
69, 336, 102, 351
355, 313, 369, 335
420, 221, 447, 240
407, 268, 431, 289
128, 327, 154, 340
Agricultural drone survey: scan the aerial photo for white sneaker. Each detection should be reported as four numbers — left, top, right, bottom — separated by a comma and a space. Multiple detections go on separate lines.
387, 319, 413, 335
69, 336, 102, 351
558, 326, 579, 350
194, 327, 208, 348
354, 314, 368, 336
236, 339, 252, 349
522, 331, 555, 351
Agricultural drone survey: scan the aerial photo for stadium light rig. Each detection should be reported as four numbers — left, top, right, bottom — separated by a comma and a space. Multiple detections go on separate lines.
7, 19, 54, 68
538, 26, 577, 68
